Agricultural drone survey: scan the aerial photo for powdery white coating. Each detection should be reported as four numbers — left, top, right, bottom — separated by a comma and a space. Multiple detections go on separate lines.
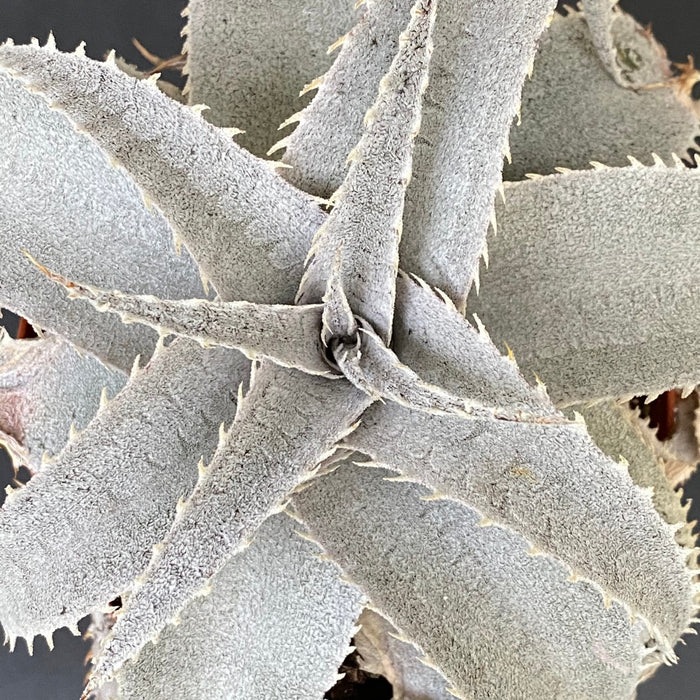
0, 332, 125, 471
399, 0, 558, 308
282, 0, 414, 197
0, 71, 204, 372
51, 276, 330, 376
468, 165, 700, 404
393, 274, 557, 418
113, 514, 365, 700
334, 318, 560, 423
347, 403, 693, 647
294, 464, 650, 699
579, 1, 668, 87
354, 609, 453, 700
297, 0, 435, 344
575, 400, 688, 532
0, 44, 325, 305
346, 274, 694, 646
185, 0, 354, 156
0, 338, 246, 641
506, 12, 698, 180
90, 362, 371, 687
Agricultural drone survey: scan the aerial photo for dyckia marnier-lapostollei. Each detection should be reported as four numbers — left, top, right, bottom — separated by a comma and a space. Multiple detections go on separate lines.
0, 0, 699, 698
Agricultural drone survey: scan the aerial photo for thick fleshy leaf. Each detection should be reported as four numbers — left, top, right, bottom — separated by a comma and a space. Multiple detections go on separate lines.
580, 0, 667, 87
347, 403, 693, 648
468, 163, 700, 404
183, 0, 354, 156
0, 66, 204, 371
347, 275, 695, 647
398, 0, 557, 307
575, 400, 690, 539
108, 513, 364, 700
0, 339, 247, 645
40, 272, 330, 376
281, 0, 413, 198
297, 0, 435, 344
88, 363, 370, 688
392, 274, 557, 419
354, 609, 453, 700
506, 11, 698, 180
0, 331, 125, 472
294, 463, 653, 699
0, 42, 325, 305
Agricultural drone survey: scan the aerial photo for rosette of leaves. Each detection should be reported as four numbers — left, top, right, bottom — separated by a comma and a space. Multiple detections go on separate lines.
0, 0, 700, 698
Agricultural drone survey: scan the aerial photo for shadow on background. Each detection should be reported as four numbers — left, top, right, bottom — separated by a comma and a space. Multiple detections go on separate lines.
0, 0, 698, 698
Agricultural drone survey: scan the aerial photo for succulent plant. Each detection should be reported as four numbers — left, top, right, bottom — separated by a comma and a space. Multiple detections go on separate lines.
1, 0, 699, 698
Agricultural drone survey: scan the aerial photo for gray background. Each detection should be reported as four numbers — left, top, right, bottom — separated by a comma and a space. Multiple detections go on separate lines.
0, 0, 698, 698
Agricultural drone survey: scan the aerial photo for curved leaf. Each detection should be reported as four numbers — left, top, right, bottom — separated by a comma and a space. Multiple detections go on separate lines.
110, 513, 364, 700
184, 0, 354, 156
39, 271, 330, 376
0, 339, 247, 645
348, 274, 695, 648
294, 463, 653, 700
506, 11, 698, 180
469, 163, 700, 404
0, 66, 204, 371
87, 363, 370, 689
0, 42, 325, 305
281, 0, 414, 197
297, 0, 436, 343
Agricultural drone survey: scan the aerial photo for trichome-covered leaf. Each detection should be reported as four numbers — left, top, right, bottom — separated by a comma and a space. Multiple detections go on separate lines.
468, 163, 700, 404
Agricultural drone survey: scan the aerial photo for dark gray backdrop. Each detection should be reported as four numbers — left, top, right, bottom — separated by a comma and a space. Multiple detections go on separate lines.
0, 0, 698, 698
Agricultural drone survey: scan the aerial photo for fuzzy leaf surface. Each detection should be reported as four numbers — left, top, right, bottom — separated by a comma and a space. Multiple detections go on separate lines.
184, 0, 354, 156
0, 332, 125, 472
294, 464, 651, 700
354, 609, 453, 700
348, 275, 695, 646
398, 0, 557, 306
506, 11, 698, 180
580, 0, 666, 87
45, 275, 330, 375
575, 400, 689, 535
89, 363, 370, 687
0, 43, 325, 305
111, 513, 364, 700
469, 164, 700, 404
0, 339, 246, 643
281, 0, 414, 197
0, 70, 204, 371
297, 0, 435, 343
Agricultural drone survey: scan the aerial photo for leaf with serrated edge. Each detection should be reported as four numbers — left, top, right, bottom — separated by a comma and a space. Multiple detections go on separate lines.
398, 0, 557, 308
107, 513, 365, 700
184, 0, 354, 157
0, 42, 325, 305
41, 271, 329, 376
0, 69, 204, 372
347, 275, 695, 649
0, 339, 246, 646
574, 400, 690, 540
580, 0, 668, 87
506, 11, 698, 180
0, 331, 125, 472
294, 463, 653, 700
469, 165, 700, 405
281, 0, 414, 198
87, 362, 370, 690
354, 609, 453, 700
297, 0, 435, 345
